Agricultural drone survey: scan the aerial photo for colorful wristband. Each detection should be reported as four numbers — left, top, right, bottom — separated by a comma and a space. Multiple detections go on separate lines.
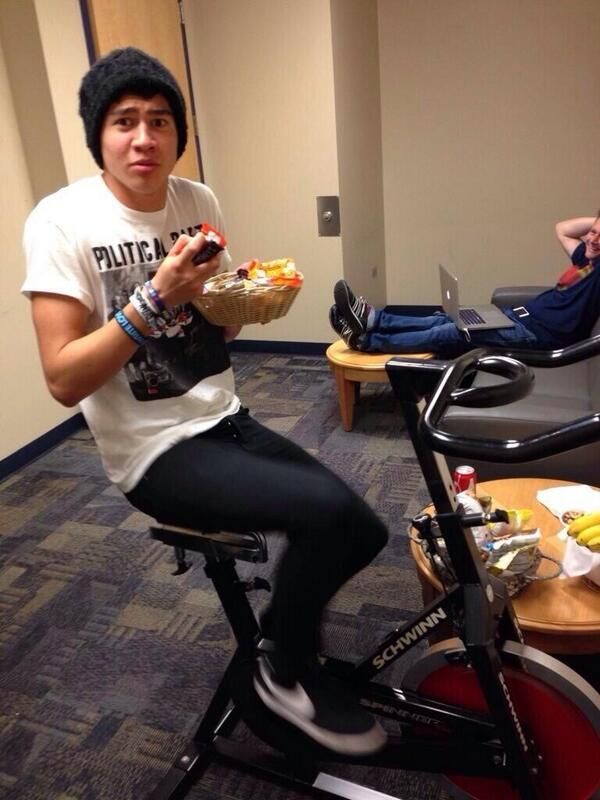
114, 309, 146, 346
144, 280, 167, 314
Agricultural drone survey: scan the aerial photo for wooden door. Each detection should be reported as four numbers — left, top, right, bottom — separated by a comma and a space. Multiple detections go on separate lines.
84, 0, 201, 181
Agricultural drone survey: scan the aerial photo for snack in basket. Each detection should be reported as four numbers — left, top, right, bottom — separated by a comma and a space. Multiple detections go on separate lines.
193, 257, 303, 326
566, 511, 600, 551
247, 258, 302, 286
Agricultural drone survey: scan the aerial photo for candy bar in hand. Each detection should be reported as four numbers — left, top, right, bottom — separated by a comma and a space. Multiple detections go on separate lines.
192, 223, 227, 265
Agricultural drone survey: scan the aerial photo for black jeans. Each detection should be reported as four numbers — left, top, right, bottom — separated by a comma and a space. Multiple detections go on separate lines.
126, 409, 388, 671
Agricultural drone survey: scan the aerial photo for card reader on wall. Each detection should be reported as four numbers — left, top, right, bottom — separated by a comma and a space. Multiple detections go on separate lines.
317, 196, 340, 236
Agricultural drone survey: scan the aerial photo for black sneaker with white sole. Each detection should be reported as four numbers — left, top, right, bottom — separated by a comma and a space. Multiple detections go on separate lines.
329, 305, 360, 350
253, 655, 387, 755
333, 280, 372, 335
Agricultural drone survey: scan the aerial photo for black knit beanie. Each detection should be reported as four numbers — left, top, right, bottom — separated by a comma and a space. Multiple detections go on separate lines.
78, 47, 188, 168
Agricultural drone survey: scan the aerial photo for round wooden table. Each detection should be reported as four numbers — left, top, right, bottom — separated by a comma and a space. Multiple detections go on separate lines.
410, 477, 600, 655
325, 339, 433, 431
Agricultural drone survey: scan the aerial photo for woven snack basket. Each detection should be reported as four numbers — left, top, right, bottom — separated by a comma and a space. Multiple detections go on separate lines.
193, 271, 303, 326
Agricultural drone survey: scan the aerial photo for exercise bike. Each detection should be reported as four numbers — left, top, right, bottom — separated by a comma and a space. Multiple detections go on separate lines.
148, 348, 600, 800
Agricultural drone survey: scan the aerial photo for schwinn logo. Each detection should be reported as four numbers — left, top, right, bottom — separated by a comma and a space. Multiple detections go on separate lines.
371, 607, 448, 669
498, 671, 528, 752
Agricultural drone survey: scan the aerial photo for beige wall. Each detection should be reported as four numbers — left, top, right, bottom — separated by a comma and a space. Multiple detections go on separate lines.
186, 0, 600, 313
184, 0, 343, 343
34, 0, 98, 184
378, 0, 600, 304
0, 36, 70, 461
0, 0, 91, 462
0, 0, 67, 202
331, 0, 386, 309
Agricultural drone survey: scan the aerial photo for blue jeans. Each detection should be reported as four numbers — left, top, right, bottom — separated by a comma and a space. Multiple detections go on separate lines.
360, 309, 539, 354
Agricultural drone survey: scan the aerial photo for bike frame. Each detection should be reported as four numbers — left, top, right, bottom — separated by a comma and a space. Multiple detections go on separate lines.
311, 364, 540, 797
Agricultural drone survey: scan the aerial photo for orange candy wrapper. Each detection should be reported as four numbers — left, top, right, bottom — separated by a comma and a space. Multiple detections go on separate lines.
238, 258, 303, 288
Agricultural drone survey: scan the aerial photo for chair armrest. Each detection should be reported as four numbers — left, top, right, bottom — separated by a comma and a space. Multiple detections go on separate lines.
491, 286, 550, 308
486, 333, 600, 367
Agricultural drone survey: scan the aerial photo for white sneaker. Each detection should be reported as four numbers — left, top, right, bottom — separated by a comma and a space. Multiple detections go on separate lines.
253, 656, 387, 755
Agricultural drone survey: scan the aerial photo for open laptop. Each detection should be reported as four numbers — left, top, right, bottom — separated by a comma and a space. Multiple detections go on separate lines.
439, 264, 515, 331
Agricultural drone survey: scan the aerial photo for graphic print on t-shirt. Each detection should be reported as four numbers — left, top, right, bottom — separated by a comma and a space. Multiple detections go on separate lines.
97, 235, 230, 402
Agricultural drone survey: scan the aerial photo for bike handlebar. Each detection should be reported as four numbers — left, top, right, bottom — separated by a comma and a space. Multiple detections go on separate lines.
416, 349, 600, 462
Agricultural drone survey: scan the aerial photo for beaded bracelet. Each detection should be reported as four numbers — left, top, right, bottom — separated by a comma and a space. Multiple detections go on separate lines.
114, 309, 146, 346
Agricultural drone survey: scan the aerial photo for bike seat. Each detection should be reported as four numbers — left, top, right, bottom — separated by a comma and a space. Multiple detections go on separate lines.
150, 523, 268, 564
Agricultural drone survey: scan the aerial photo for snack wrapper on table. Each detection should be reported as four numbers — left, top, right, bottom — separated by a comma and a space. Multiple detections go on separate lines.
440, 493, 550, 595
536, 484, 600, 586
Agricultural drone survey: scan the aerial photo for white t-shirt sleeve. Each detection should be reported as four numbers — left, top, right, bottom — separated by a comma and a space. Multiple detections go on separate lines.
22, 207, 95, 312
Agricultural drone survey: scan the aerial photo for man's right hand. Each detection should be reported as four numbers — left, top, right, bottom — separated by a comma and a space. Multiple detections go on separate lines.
151, 232, 223, 309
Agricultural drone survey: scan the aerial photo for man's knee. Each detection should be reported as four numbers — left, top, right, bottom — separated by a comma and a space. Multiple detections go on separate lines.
330, 486, 389, 554
291, 470, 388, 553
359, 509, 388, 557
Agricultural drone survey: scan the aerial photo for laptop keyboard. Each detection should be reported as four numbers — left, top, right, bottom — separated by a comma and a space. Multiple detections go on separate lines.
459, 308, 486, 326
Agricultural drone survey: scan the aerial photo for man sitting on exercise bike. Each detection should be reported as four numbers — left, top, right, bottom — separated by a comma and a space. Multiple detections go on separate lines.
22, 47, 388, 756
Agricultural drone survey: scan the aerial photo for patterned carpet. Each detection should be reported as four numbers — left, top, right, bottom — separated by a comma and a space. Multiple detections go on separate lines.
0, 351, 453, 800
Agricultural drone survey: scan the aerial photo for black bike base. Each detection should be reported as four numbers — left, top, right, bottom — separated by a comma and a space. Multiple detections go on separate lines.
150, 732, 411, 800
147, 637, 407, 800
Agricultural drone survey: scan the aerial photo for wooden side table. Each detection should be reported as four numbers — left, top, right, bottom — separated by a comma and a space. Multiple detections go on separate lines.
325, 339, 433, 431
410, 477, 600, 655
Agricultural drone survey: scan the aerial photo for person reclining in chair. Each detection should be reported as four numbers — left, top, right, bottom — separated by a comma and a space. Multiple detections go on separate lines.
22, 48, 389, 756
330, 213, 600, 355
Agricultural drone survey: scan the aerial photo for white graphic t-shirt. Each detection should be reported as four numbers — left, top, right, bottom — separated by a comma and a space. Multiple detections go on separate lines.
22, 175, 240, 492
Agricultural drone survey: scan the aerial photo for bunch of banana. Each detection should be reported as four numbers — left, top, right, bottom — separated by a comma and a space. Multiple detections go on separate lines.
566, 511, 600, 552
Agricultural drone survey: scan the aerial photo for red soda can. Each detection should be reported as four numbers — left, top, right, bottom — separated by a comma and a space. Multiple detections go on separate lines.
453, 465, 476, 495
